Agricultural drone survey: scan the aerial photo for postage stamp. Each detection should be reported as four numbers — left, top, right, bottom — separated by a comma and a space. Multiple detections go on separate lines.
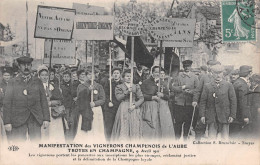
221, 0, 257, 42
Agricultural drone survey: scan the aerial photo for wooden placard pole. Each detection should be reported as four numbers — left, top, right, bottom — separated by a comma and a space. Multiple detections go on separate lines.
129, 36, 134, 107
109, 43, 113, 104
91, 41, 95, 103
168, 48, 175, 95
26, 1, 29, 56
48, 39, 54, 88
158, 40, 163, 92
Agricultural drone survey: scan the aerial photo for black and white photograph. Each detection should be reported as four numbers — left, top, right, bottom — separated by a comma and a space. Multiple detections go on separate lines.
0, 0, 259, 164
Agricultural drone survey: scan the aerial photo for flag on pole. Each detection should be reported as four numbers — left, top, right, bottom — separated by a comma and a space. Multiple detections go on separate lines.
126, 36, 154, 68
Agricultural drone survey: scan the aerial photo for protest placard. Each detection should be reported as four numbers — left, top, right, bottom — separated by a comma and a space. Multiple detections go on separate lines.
117, 11, 149, 36
34, 6, 75, 40
149, 17, 196, 47
44, 39, 76, 65
73, 15, 114, 40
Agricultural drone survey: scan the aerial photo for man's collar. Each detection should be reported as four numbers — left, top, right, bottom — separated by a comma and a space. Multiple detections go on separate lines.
137, 70, 143, 76
240, 77, 249, 83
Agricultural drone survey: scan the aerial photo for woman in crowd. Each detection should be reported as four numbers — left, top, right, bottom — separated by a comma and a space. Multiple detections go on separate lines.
0, 67, 13, 142
60, 70, 74, 141
74, 69, 106, 142
0, 84, 7, 144
141, 66, 175, 140
102, 67, 123, 141
38, 65, 65, 142
111, 69, 144, 141
49, 68, 60, 87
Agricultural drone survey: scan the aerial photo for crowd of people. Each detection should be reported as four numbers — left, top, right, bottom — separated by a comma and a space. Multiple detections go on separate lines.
0, 56, 259, 144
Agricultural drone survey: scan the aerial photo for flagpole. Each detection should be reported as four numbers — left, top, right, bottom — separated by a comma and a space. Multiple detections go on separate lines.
26, 1, 29, 56
129, 0, 136, 108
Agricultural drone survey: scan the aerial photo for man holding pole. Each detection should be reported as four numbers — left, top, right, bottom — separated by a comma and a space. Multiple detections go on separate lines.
172, 60, 199, 140
3, 56, 50, 142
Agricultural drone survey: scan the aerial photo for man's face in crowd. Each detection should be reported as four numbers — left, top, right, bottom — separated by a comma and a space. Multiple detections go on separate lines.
184, 65, 191, 72
137, 65, 142, 71
112, 70, 121, 81
63, 74, 71, 83
3, 73, 11, 82
212, 71, 223, 82
231, 74, 239, 81
19, 63, 32, 76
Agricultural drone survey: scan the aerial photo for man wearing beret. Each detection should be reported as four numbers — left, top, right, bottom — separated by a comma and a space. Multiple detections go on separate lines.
3, 56, 50, 142
199, 65, 237, 139
192, 60, 221, 140
172, 60, 199, 140
230, 65, 252, 139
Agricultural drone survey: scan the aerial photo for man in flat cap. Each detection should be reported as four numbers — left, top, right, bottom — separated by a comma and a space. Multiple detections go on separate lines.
199, 65, 237, 139
230, 69, 239, 84
230, 65, 252, 139
3, 56, 50, 142
172, 60, 199, 140
192, 60, 221, 140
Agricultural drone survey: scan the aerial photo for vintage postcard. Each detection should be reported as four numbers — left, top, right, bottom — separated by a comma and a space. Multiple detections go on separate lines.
0, 0, 259, 164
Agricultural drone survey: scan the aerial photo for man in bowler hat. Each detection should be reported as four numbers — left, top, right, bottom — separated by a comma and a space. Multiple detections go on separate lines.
3, 56, 50, 142
199, 65, 237, 139
230, 65, 252, 139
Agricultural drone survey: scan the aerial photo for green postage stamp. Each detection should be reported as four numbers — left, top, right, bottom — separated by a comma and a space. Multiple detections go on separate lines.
221, 0, 257, 42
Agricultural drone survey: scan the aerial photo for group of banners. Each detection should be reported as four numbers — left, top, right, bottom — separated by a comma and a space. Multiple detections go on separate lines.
34, 4, 196, 65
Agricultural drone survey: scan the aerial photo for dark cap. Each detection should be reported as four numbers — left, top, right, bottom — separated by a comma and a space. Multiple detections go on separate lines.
63, 69, 71, 75
239, 65, 252, 77
231, 69, 239, 75
112, 67, 122, 73
16, 56, 33, 64
1, 66, 13, 75
207, 60, 221, 66
182, 60, 193, 67
200, 65, 208, 71
211, 65, 224, 73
